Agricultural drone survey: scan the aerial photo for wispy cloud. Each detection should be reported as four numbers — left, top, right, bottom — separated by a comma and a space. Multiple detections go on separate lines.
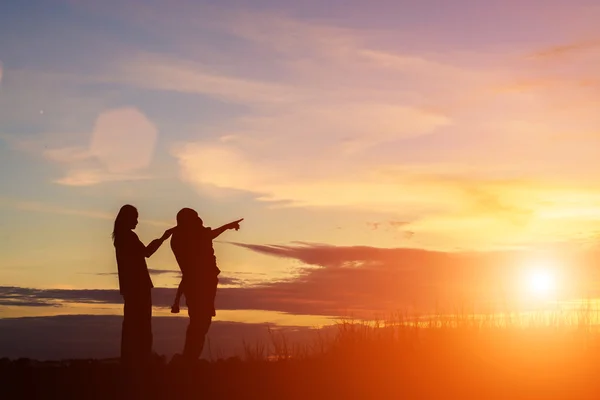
0, 284, 62, 307
96, 269, 244, 286
97, 268, 180, 277
3, 2, 600, 257
0, 198, 171, 227
175, 141, 600, 248
141, 12, 599, 254
112, 53, 301, 105
54, 169, 152, 187
531, 40, 600, 59
366, 221, 414, 241
8, 200, 115, 220
43, 146, 93, 163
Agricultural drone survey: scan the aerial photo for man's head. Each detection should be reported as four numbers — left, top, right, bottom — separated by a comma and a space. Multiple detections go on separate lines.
176, 208, 204, 230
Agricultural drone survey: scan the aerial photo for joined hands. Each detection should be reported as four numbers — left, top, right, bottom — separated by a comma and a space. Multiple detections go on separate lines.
161, 227, 177, 241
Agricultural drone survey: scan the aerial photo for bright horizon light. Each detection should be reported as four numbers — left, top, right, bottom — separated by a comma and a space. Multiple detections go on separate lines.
524, 266, 558, 299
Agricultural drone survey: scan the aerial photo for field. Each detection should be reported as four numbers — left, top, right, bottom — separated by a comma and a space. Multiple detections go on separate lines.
3, 310, 600, 399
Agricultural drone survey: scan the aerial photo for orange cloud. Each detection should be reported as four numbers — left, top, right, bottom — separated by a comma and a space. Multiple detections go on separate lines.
172, 143, 600, 250
5, 241, 596, 317
5, 7, 599, 253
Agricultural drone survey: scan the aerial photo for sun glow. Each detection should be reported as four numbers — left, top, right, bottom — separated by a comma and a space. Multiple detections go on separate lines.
523, 264, 558, 299
528, 269, 555, 296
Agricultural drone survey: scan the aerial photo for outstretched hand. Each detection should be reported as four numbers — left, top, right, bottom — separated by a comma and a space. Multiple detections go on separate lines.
229, 218, 243, 231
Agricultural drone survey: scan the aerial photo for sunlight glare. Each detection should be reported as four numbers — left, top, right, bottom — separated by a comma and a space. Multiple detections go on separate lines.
525, 267, 557, 298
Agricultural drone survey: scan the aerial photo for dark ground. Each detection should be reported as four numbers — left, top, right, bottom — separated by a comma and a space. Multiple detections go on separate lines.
4, 318, 600, 399
2, 348, 599, 400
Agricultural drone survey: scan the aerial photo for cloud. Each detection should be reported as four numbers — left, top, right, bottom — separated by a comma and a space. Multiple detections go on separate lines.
8, 200, 114, 219
97, 268, 180, 277
227, 11, 360, 57
174, 143, 278, 194
367, 222, 382, 231
4, 240, 597, 318
112, 53, 299, 105
43, 146, 93, 163
5, 6, 600, 252
224, 242, 598, 314
368, 220, 411, 231
241, 104, 451, 154
173, 142, 600, 250
54, 169, 152, 186
112, 50, 452, 166
149, 268, 179, 276
174, 148, 532, 219
0, 198, 171, 227
389, 221, 410, 229
174, 144, 453, 209
0, 287, 64, 308
0, 287, 123, 305
531, 40, 600, 60
0, 298, 61, 307
104, 13, 458, 156
366, 220, 415, 241
118, 14, 589, 250
96, 269, 243, 286
0, 61, 3, 84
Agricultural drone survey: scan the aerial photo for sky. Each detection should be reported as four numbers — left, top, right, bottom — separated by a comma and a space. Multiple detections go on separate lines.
1, 0, 600, 358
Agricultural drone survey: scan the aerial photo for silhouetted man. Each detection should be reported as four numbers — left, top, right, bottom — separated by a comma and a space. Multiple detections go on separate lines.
170, 208, 242, 361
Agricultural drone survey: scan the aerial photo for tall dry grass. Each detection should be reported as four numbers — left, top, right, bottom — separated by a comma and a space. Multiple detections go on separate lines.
237, 306, 600, 398
241, 305, 600, 363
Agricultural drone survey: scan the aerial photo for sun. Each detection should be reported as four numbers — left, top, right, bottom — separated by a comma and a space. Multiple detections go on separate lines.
524, 267, 557, 298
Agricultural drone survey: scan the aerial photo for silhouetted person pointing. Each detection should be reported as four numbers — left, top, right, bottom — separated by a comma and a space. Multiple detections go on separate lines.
112, 204, 174, 367
170, 208, 242, 362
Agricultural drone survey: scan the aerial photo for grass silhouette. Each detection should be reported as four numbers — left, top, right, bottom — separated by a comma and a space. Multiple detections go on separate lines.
3, 307, 600, 399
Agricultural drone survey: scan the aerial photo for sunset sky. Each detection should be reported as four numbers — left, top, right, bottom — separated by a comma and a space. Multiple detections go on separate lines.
1, 0, 600, 357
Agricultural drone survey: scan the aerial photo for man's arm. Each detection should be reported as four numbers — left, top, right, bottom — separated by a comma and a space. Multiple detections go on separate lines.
210, 218, 243, 239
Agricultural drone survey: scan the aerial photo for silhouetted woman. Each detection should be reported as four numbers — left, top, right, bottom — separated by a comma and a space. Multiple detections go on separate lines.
112, 204, 174, 367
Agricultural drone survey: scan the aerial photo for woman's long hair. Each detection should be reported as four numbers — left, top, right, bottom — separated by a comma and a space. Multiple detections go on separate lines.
112, 204, 137, 244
